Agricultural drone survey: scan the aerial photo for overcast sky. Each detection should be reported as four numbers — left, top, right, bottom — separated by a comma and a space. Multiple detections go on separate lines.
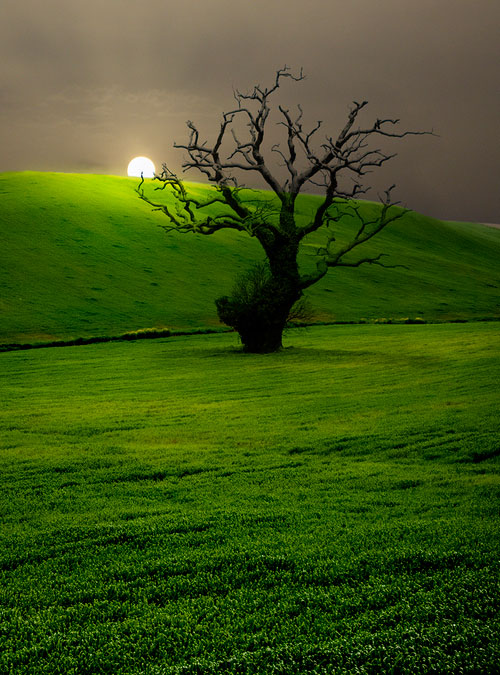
1, 0, 499, 222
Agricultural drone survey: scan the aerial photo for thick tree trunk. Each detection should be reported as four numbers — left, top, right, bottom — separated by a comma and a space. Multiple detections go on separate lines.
217, 234, 302, 353
239, 320, 287, 353
236, 286, 299, 353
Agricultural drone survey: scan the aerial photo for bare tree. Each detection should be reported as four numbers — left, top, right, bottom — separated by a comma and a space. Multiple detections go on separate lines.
138, 67, 432, 352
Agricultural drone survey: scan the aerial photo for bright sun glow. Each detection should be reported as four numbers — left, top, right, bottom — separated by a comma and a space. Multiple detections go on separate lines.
127, 156, 155, 178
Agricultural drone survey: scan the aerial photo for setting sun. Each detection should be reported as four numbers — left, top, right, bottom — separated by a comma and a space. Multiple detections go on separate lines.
127, 156, 155, 178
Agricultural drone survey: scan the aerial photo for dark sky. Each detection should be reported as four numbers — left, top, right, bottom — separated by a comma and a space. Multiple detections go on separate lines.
1, 0, 499, 222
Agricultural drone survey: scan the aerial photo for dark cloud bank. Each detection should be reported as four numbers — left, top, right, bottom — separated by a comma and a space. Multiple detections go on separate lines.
1, 0, 499, 222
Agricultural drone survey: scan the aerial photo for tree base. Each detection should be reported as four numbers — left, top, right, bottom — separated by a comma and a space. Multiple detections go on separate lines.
215, 262, 300, 354
240, 333, 283, 354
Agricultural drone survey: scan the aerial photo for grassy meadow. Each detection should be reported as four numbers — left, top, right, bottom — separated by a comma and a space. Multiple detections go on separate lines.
1, 323, 499, 673
1, 170, 499, 671
1, 171, 499, 344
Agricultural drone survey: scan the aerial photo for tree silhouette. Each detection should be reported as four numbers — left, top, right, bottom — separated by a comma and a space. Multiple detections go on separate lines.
138, 67, 432, 352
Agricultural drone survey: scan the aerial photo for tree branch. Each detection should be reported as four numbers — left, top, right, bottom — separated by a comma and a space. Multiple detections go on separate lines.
138, 67, 434, 298
299, 189, 410, 288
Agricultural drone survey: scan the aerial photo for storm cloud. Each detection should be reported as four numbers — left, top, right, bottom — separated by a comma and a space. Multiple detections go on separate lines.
1, 0, 499, 221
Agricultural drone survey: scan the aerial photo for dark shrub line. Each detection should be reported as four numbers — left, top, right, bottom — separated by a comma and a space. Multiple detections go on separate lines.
0, 327, 232, 353
1, 317, 498, 353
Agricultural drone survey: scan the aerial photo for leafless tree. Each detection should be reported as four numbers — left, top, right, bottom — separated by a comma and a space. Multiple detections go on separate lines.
138, 67, 432, 352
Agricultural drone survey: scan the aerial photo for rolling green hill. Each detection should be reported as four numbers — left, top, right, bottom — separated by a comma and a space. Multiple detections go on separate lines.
1, 171, 499, 343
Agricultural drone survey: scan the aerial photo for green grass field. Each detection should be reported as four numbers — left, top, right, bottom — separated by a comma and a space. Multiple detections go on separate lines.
1, 323, 499, 673
1, 171, 499, 344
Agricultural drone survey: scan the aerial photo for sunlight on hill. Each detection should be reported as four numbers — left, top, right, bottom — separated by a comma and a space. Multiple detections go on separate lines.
1, 171, 499, 343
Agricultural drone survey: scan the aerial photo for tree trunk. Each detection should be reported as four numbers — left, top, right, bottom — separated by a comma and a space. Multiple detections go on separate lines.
239, 320, 286, 353
216, 234, 302, 353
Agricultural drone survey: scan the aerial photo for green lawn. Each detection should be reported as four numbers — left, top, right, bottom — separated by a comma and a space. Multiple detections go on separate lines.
1, 171, 499, 344
1, 323, 498, 673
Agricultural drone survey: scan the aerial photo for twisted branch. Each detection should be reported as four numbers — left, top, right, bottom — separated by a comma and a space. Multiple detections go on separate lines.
137, 67, 434, 286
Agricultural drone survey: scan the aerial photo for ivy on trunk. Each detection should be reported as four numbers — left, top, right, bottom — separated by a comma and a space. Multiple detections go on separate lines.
216, 261, 303, 353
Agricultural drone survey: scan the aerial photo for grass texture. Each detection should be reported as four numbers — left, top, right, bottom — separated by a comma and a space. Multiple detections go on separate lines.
1, 171, 499, 344
1, 323, 499, 673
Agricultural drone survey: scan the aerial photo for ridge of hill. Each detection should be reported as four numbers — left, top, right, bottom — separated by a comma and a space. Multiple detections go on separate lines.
1, 171, 499, 343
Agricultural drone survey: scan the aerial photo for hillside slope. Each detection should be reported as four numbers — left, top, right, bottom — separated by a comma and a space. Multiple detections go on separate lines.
1, 171, 499, 343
